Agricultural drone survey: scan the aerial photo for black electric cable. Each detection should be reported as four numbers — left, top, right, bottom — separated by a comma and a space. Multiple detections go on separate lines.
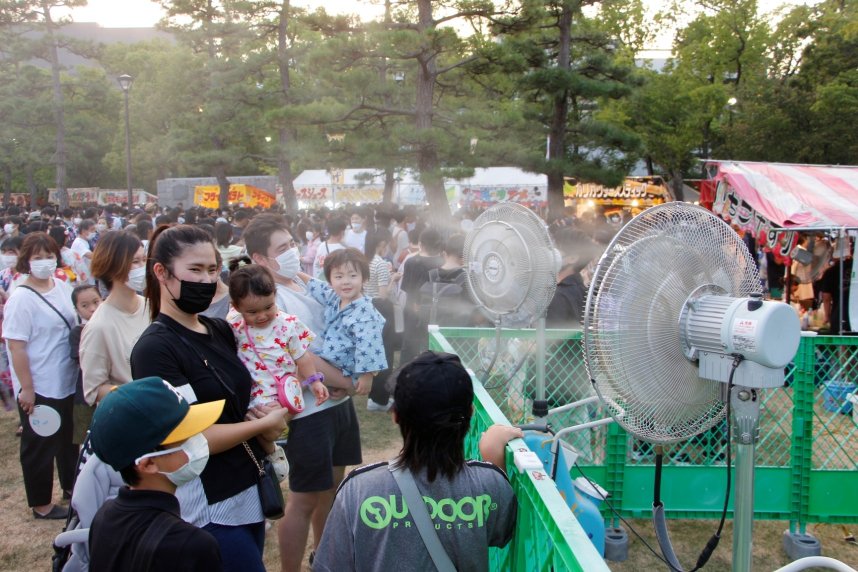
574, 356, 745, 571
651, 355, 744, 571
573, 462, 675, 568
695, 354, 743, 568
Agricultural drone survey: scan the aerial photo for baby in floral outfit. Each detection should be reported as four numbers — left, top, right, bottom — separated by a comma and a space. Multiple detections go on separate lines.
227, 263, 328, 473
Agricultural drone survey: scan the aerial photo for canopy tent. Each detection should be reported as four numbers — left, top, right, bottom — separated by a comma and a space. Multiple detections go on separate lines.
707, 160, 857, 334
707, 161, 858, 229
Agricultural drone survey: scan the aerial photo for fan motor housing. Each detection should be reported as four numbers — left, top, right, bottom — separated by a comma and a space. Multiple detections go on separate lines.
682, 293, 801, 388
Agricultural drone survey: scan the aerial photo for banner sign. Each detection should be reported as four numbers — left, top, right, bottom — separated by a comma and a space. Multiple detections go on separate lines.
295, 186, 384, 204
564, 179, 667, 204
194, 184, 275, 208
48, 188, 155, 206
712, 180, 799, 262
98, 190, 158, 206
460, 186, 546, 207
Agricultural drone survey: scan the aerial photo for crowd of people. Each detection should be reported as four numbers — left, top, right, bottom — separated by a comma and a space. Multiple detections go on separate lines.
2, 198, 851, 571
0, 201, 523, 571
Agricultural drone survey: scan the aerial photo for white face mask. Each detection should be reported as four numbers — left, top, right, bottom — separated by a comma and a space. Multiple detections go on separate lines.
30, 259, 57, 279
126, 265, 147, 292
351, 221, 363, 232
406, 222, 416, 231
95, 223, 107, 233
72, 217, 82, 226
305, 231, 314, 242
272, 247, 301, 279
3, 224, 14, 234
136, 433, 210, 487
1, 254, 17, 270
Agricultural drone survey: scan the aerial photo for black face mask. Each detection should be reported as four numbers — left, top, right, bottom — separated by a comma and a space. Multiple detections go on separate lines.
169, 279, 217, 314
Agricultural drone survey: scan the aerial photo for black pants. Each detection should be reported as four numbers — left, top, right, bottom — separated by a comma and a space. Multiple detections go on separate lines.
18, 393, 77, 507
370, 298, 396, 406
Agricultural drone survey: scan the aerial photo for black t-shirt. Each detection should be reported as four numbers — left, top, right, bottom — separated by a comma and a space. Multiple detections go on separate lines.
130, 313, 263, 504
546, 272, 586, 327
400, 254, 443, 301
89, 487, 221, 572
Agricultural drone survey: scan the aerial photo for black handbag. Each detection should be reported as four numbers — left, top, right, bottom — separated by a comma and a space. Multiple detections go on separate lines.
243, 441, 285, 519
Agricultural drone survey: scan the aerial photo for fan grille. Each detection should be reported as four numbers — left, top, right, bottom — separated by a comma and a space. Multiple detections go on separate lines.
464, 203, 558, 326
583, 203, 761, 444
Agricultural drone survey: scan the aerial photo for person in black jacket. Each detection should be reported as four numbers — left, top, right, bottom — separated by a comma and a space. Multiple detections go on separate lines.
88, 377, 225, 572
542, 229, 602, 459
546, 228, 600, 328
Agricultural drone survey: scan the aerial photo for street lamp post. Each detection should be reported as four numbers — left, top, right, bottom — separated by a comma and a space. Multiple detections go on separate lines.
118, 74, 134, 207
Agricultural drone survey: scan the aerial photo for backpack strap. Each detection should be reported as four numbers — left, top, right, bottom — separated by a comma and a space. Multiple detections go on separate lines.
132, 511, 179, 572
389, 463, 456, 572
427, 269, 442, 325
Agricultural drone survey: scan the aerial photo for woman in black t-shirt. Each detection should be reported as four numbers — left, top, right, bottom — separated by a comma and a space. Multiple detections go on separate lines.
130, 225, 289, 572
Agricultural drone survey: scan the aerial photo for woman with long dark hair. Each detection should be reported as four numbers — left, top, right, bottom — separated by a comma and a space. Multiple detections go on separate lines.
130, 225, 289, 572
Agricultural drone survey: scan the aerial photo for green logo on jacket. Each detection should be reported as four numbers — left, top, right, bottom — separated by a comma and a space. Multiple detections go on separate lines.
359, 494, 497, 530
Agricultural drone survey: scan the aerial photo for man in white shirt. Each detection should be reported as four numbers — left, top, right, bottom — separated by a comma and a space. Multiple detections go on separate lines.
312, 217, 347, 280
242, 212, 362, 572
70, 220, 96, 279
343, 209, 369, 254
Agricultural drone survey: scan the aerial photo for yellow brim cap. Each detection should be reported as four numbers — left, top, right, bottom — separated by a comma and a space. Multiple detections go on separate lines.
162, 399, 225, 445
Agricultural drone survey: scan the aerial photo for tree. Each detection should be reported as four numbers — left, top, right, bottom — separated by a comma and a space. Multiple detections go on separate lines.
0, 64, 55, 206
157, 0, 270, 209
292, 0, 512, 226
0, 0, 91, 209
486, 0, 640, 218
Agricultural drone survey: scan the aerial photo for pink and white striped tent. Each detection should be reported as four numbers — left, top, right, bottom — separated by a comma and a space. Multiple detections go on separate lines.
708, 161, 858, 229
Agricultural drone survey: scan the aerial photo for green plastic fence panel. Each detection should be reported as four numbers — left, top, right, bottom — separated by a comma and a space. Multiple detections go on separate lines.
789, 334, 816, 534
432, 326, 858, 531
429, 328, 610, 572
803, 336, 858, 528
611, 466, 792, 520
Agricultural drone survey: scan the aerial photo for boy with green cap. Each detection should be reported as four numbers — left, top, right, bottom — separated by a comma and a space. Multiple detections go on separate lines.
87, 377, 225, 571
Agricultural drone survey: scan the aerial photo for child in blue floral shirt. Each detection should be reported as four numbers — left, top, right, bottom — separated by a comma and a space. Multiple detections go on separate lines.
297, 248, 387, 395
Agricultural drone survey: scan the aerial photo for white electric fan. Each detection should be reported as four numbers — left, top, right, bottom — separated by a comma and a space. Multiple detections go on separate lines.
583, 202, 802, 572
463, 202, 559, 410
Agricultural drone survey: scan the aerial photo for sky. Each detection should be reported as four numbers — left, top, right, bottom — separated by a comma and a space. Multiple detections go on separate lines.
69, 0, 820, 29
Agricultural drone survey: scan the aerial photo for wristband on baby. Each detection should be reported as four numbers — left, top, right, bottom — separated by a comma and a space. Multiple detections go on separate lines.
302, 372, 325, 387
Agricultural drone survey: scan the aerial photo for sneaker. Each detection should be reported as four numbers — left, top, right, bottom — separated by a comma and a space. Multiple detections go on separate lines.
367, 398, 393, 413
266, 445, 289, 483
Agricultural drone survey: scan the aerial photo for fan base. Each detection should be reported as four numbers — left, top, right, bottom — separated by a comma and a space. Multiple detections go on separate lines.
782, 531, 822, 560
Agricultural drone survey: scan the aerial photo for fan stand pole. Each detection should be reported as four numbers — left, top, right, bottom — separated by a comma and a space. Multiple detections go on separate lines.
731, 386, 762, 572
535, 317, 547, 416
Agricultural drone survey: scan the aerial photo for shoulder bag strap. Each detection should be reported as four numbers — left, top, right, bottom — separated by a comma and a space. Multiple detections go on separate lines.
152, 320, 241, 415
153, 319, 261, 465
18, 285, 72, 330
389, 464, 456, 572
132, 511, 178, 572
